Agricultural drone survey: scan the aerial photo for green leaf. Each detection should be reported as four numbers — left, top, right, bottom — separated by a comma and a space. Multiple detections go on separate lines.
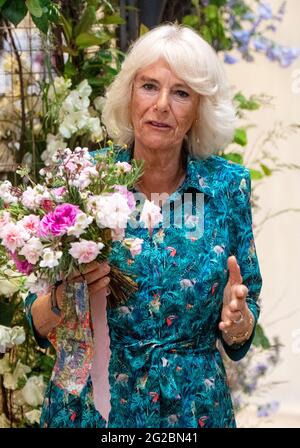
64, 60, 77, 78
60, 13, 72, 43
1, 0, 27, 26
250, 169, 264, 180
182, 14, 199, 28
260, 163, 272, 176
74, 5, 97, 38
26, 0, 43, 18
234, 91, 260, 110
75, 32, 111, 49
234, 128, 247, 146
0, 0, 7, 9
222, 152, 243, 165
139, 23, 149, 36
204, 4, 218, 20
253, 324, 271, 349
0, 301, 14, 326
98, 14, 125, 25
31, 12, 48, 34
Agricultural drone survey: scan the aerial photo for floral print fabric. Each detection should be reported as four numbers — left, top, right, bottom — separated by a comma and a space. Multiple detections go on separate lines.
25, 146, 262, 428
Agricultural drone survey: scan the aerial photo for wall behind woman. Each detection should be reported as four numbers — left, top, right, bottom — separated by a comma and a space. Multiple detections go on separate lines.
224, 0, 300, 427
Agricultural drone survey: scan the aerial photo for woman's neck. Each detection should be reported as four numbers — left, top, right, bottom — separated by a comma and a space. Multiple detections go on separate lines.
132, 141, 187, 200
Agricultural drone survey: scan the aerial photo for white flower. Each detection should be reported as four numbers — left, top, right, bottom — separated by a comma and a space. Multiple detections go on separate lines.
0, 180, 18, 204
41, 134, 67, 166
88, 193, 132, 229
22, 375, 46, 407
10, 326, 26, 346
93, 96, 106, 112
48, 76, 71, 100
25, 274, 51, 295
19, 237, 44, 264
59, 113, 78, 138
0, 277, 20, 296
88, 117, 103, 141
140, 199, 163, 229
39, 248, 63, 268
67, 212, 93, 238
122, 238, 144, 257
25, 409, 42, 425
4, 360, 31, 390
0, 326, 26, 353
0, 326, 12, 353
61, 90, 90, 114
77, 79, 92, 98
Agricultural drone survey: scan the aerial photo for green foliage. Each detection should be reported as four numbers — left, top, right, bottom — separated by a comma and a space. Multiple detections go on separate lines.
253, 324, 271, 349
234, 128, 248, 146
0, 0, 60, 33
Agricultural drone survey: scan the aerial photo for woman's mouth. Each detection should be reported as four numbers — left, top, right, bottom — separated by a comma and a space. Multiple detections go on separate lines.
147, 121, 172, 130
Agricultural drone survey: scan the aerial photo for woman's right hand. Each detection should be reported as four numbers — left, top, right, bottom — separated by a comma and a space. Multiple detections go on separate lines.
56, 261, 111, 309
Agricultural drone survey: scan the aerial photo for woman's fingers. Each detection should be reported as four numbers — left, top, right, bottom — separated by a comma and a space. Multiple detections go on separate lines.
88, 276, 110, 296
227, 255, 243, 286
67, 261, 110, 283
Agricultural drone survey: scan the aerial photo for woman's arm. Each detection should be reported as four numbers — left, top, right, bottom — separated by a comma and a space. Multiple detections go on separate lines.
27, 261, 111, 342
31, 286, 64, 339
218, 166, 262, 361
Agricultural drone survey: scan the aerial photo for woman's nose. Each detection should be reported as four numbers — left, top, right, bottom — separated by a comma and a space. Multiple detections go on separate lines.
155, 89, 170, 112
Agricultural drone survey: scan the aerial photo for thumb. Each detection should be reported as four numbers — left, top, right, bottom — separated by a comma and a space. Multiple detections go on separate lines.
227, 255, 243, 286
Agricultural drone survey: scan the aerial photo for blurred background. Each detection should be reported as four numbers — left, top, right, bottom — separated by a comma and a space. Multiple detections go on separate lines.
0, 0, 299, 428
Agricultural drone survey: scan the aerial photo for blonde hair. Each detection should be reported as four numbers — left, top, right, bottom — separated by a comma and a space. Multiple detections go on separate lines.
102, 23, 236, 158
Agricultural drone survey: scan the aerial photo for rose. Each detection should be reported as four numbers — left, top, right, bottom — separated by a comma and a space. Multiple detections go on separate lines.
69, 240, 104, 264
39, 203, 80, 237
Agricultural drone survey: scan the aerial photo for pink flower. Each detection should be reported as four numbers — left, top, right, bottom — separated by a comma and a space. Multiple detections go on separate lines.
9, 251, 33, 275
0, 211, 11, 238
115, 161, 132, 173
140, 200, 163, 229
69, 240, 104, 264
40, 199, 55, 213
19, 237, 44, 264
114, 185, 136, 211
52, 186, 66, 198
1, 222, 30, 252
122, 238, 143, 257
39, 203, 80, 237
20, 215, 40, 235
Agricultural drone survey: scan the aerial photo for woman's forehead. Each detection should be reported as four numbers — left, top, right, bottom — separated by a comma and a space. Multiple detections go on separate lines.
134, 59, 188, 87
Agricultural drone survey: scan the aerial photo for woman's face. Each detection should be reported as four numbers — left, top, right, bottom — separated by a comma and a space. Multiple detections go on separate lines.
131, 58, 199, 152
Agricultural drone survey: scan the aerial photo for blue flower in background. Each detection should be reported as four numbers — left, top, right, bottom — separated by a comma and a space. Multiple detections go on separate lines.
258, 2, 273, 20
252, 37, 269, 52
232, 29, 251, 45
224, 53, 238, 64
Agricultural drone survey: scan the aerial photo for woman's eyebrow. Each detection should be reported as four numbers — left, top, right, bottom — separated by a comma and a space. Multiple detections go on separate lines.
138, 75, 189, 89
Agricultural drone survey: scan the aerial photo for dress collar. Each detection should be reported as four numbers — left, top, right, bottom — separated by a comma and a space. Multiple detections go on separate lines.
114, 143, 215, 198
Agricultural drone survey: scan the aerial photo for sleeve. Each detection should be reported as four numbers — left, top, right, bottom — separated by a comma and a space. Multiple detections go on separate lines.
24, 292, 51, 349
218, 166, 263, 361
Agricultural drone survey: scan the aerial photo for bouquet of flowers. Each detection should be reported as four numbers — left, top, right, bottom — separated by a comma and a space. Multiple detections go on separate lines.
0, 144, 147, 308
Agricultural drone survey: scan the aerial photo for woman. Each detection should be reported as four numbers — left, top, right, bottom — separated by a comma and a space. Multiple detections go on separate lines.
26, 24, 262, 428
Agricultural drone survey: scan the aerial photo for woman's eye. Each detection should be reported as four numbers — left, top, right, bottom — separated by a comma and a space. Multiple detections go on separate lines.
142, 83, 157, 91
175, 90, 189, 98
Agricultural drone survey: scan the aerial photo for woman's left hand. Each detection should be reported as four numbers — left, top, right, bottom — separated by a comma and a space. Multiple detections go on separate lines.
219, 255, 250, 333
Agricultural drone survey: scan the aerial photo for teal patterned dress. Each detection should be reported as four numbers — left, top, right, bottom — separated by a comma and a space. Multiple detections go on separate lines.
25, 145, 262, 428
